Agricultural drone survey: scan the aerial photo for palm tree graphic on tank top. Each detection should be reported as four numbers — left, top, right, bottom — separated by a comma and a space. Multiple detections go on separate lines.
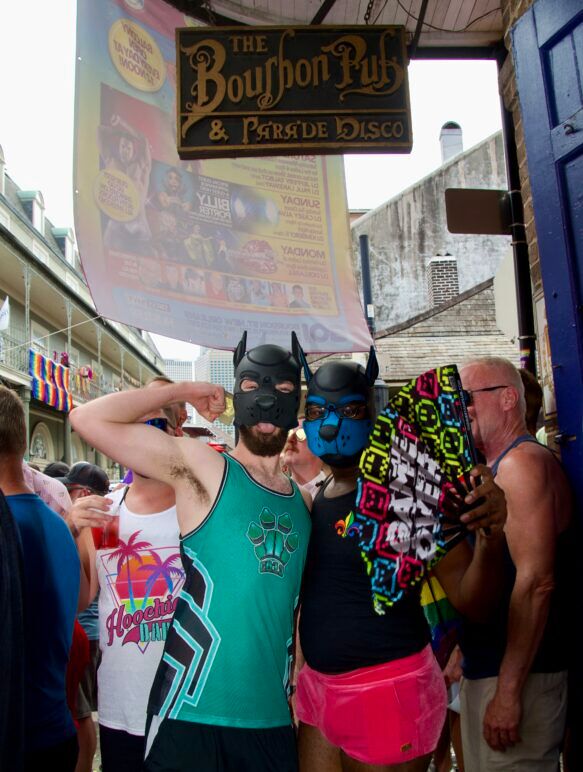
101, 530, 185, 653
138, 552, 184, 607
109, 532, 153, 612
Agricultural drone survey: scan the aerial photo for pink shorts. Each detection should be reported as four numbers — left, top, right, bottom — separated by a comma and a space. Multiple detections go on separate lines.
296, 645, 447, 765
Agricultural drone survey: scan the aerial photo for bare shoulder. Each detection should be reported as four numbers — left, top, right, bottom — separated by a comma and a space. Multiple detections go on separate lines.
497, 441, 571, 531
497, 441, 566, 488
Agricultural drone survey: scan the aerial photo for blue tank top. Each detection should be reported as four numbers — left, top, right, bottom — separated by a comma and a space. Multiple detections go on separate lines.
461, 435, 572, 679
7, 494, 80, 750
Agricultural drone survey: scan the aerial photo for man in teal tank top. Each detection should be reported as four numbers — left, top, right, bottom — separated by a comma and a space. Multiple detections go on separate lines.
70, 332, 311, 771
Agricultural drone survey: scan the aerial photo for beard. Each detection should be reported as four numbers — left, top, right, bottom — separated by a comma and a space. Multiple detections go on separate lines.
239, 425, 288, 457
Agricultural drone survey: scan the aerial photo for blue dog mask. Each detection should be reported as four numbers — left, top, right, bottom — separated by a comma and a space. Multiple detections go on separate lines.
301, 351, 379, 469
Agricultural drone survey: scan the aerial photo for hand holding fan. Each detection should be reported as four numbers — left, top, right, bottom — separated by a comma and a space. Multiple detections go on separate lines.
353, 364, 478, 611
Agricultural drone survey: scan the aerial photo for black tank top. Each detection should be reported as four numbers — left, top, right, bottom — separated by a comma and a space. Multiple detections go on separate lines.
299, 483, 429, 674
461, 435, 573, 678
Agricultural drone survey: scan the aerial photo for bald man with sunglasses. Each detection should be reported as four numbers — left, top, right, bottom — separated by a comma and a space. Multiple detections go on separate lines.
282, 419, 327, 500
459, 357, 572, 771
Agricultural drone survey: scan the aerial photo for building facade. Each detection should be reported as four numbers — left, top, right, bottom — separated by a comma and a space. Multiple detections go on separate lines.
351, 130, 511, 331
0, 142, 165, 478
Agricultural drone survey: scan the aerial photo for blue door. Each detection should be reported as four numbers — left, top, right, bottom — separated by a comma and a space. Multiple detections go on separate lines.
512, 0, 583, 489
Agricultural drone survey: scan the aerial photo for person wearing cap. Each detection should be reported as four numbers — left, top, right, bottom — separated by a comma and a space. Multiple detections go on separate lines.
57, 462, 110, 500
281, 418, 327, 500
44, 460, 72, 479
70, 332, 311, 772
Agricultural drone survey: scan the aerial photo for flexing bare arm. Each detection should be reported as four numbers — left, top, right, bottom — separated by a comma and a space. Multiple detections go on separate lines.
70, 381, 224, 479
481, 447, 570, 751
69, 382, 226, 532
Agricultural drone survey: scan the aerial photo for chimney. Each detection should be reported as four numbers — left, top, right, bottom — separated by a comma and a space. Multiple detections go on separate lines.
439, 122, 463, 163
427, 254, 459, 307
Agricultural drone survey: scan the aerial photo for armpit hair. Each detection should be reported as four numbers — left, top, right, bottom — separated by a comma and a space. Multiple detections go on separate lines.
168, 458, 209, 504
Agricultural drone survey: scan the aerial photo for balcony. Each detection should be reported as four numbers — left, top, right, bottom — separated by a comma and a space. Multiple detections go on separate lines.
0, 327, 29, 374
68, 370, 117, 403
0, 327, 124, 403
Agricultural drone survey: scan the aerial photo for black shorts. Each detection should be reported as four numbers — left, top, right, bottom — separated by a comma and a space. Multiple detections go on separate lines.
25, 733, 78, 772
144, 717, 298, 772
100, 724, 145, 772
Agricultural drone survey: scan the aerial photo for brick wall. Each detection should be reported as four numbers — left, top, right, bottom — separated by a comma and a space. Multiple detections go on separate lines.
499, 0, 557, 437
500, 0, 540, 293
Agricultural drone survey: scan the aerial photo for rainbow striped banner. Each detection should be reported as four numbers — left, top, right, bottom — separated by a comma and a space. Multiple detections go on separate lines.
29, 350, 73, 412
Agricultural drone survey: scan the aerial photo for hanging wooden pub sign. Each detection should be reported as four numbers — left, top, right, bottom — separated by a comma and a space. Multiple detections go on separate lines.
176, 25, 412, 158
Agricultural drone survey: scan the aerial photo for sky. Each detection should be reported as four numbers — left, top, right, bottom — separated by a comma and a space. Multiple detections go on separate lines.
0, 1, 503, 359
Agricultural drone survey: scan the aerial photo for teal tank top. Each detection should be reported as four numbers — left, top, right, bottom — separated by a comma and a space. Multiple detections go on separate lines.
148, 454, 311, 728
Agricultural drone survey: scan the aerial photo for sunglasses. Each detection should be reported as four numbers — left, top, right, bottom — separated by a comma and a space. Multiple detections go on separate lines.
145, 417, 169, 431
288, 427, 307, 442
305, 402, 368, 421
461, 385, 509, 406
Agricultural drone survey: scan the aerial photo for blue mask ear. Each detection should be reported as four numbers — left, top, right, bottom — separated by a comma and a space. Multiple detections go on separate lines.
292, 331, 312, 384
233, 331, 247, 369
365, 346, 379, 385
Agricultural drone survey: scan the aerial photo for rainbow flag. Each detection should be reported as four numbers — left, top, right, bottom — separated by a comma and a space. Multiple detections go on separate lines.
29, 350, 73, 412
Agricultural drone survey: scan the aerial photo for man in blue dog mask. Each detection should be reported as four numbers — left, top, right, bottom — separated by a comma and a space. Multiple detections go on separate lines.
302, 355, 377, 468
294, 351, 509, 772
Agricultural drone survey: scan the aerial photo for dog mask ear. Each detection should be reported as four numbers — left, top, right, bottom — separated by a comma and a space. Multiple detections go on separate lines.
365, 346, 379, 385
233, 331, 248, 369
292, 331, 312, 384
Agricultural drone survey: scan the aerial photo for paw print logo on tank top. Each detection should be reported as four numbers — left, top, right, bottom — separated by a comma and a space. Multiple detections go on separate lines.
246, 507, 299, 577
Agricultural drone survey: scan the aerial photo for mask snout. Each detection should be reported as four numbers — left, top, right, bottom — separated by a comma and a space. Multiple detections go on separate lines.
255, 395, 277, 411
319, 423, 339, 441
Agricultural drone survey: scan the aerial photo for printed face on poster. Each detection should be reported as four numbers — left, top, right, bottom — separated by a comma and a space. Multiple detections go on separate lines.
74, 0, 372, 353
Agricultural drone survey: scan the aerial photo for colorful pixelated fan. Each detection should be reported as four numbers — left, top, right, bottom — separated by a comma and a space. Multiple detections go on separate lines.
354, 365, 477, 611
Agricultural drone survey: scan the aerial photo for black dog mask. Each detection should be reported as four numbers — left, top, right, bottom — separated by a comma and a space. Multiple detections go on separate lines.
233, 331, 304, 431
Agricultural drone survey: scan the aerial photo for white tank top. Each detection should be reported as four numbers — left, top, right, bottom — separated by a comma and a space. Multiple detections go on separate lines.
96, 486, 183, 735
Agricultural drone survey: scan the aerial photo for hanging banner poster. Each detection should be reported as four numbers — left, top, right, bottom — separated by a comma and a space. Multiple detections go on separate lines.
74, 0, 373, 353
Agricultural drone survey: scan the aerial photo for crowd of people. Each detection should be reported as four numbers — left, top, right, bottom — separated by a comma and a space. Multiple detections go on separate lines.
0, 334, 574, 772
